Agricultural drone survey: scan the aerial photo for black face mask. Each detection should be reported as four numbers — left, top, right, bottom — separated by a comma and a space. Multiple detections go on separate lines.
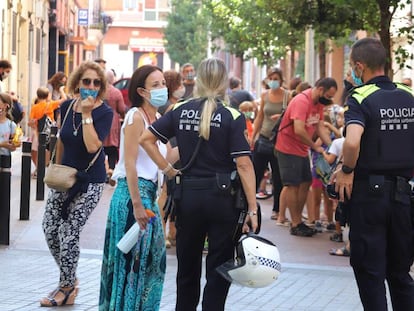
319, 96, 332, 106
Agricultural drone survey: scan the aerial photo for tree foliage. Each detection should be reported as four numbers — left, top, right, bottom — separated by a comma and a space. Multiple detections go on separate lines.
163, 0, 209, 68
203, 0, 304, 67
164, 0, 414, 76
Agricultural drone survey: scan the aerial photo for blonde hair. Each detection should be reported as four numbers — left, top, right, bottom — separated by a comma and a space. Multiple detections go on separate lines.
239, 100, 254, 112
195, 58, 229, 140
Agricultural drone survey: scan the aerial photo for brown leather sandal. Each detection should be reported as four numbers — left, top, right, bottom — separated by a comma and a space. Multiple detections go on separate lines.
40, 286, 78, 307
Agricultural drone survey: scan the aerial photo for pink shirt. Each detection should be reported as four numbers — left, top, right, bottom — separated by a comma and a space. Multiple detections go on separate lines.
275, 88, 324, 157
103, 85, 126, 147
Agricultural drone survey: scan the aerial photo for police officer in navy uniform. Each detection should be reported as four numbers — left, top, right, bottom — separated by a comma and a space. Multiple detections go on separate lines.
335, 37, 414, 311
140, 58, 258, 311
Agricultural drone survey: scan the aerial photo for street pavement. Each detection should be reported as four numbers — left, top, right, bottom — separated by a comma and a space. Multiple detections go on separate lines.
0, 150, 399, 310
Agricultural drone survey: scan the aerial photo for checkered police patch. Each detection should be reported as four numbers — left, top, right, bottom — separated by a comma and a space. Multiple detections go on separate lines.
258, 256, 281, 271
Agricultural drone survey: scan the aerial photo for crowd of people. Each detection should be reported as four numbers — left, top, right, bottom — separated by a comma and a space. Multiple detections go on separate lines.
0, 36, 413, 310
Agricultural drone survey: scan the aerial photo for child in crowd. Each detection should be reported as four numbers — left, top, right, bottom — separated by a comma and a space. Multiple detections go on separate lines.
308, 112, 338, 231
238, 100, 255, 144
0, 92, 20, 155
28, 87, 67, 176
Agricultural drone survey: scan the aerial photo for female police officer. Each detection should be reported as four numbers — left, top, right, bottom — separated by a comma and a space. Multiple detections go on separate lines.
140, 58, 258, 311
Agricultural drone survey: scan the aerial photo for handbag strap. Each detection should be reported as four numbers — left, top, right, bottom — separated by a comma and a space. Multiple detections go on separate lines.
84, 146, 103, 172
55, 98, 102, 172
50, 99, 76, 162
175, 99, 207, 173
178, 137, 203, 172
282, 89, 289, 109
278, 91, 293, 132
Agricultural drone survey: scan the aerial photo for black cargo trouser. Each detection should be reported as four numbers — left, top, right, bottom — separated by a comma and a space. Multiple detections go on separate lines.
174, 177, 239, 311
349, 177, 414, 311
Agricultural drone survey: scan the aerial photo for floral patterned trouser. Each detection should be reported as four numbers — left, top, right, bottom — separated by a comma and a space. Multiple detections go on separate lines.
42, 183, 104, 287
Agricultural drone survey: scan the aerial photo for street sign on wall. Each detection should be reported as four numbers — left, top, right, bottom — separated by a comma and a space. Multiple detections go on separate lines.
78, 9, 88, 26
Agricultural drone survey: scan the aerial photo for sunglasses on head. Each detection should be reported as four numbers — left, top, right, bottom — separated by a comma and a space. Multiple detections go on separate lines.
81, 78, 101, 87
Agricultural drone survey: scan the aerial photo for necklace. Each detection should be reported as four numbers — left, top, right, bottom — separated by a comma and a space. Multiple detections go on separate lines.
72, 100, 82, 136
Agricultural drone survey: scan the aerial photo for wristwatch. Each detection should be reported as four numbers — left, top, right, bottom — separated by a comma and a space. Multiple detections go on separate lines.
82, 117, 93, 125
248, 211, 257, 217
341, 165, 354, 174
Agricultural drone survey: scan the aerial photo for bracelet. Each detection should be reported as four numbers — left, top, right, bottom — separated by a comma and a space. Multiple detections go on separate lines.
162, 163, 173, 174
81, 117, 93, 125
248, 211, 257, 217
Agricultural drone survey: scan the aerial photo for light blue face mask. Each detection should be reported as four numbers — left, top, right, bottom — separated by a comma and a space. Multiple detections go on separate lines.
80, 88, 99, 100
351, 68, 363, 86
149, 88, 168, 107
267, 80, 280, 90
186, 73, 195, 81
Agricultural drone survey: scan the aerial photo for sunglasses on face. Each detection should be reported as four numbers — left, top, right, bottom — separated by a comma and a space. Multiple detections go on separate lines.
81, 78, 101, 87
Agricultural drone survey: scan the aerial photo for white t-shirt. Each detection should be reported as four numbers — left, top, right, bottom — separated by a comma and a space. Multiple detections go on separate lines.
327, 137, 345, 158
112, 107, 167, 183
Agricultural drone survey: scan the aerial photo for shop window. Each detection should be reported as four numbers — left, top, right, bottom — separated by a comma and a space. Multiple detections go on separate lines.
124, 0, 137, 10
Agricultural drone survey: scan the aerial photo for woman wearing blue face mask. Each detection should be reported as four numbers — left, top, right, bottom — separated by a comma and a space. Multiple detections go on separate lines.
99, 65, 174, 311
40, 61, 113, 306
251, 67, 291, 222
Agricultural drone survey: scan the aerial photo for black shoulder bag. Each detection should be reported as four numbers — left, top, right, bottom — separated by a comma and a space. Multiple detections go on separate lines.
163, 137, 203, 222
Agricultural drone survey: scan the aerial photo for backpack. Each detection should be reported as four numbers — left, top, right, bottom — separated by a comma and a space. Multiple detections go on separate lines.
37, 114, 54, 144
11, 101, 23, 124
314, 154, 333, 186
37, 102, 55, 144
315, 152, 343, 186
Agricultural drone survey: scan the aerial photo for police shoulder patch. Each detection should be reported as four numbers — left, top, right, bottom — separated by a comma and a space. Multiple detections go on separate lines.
351, 84, 380, 104
395, 83, 413, 95
172, 99, 191, 110
223, 105, 242, 120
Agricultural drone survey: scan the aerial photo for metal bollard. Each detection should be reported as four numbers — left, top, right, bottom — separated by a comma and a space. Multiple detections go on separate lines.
20, 141, 32, 220
49, 126, 58, 159
0, 155, 12, 245
36, 133, 47, 200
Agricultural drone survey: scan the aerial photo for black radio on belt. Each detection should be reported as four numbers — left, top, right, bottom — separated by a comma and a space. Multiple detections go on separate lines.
394, 176, 411, 205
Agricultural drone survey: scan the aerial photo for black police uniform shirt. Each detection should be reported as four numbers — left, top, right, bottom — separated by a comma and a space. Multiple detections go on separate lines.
149, 98, 251, 177
345, 75, 414, 179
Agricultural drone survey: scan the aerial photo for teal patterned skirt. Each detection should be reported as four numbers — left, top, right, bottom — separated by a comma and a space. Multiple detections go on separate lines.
99, 178, 166, 311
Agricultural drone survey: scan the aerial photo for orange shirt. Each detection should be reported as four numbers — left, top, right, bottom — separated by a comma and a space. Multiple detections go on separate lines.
246, 119, 253, 140
29, 100, 60, 122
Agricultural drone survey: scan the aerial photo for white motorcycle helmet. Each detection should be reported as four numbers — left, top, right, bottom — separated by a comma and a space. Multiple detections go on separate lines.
217, 233, 281, 288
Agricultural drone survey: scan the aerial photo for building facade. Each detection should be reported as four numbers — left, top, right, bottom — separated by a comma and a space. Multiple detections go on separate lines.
101, 0, 172, 78
0, 0, 106, 132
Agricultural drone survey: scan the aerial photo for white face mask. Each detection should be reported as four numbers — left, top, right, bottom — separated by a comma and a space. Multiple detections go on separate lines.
173, 87, 185, 99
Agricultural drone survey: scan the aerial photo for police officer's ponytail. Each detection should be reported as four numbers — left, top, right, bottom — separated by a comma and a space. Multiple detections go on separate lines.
196, 58, 228, 140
